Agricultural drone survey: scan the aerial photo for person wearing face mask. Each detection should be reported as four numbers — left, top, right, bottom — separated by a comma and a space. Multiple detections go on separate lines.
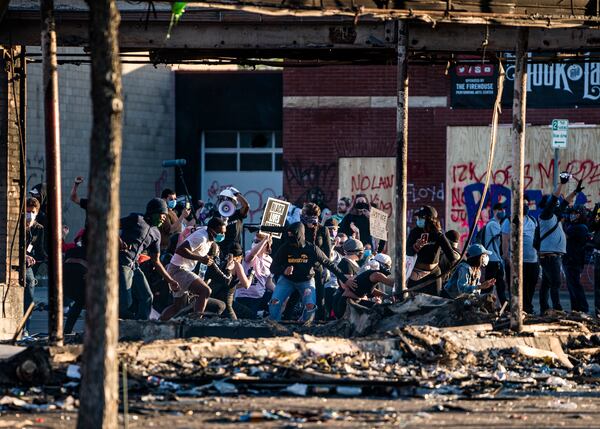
118, 198, 180, 320
160, 216, 226, 320
537, 172, 582, 313
159, 188, 191, 254
479, 202, 509, 304
500, 196, 540, 314
332, 197, 351, 224
23, 198, 46, 334
333, 253, 394, 318
407, 205, 458, 296
300, 203, 332, 320
443, 244, 496, 298
562, 205, 590, 312
439, 230, 461, 284
338, 194, 386, 253
269, 222, 355, 323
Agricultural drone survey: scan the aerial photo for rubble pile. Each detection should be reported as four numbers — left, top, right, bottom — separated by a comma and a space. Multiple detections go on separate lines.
2, 293, 600, 414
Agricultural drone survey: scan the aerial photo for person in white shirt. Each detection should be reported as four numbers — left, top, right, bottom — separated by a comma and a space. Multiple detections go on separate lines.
482, 202, 508, 304
160, 217, 226, 320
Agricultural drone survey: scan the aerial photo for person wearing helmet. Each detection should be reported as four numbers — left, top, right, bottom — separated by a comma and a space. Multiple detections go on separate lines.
563, 205, 591, 312
118, 198, 180, 320
332, 252, 394, 318
210, 187, 250, 255
443, 244, 496, 299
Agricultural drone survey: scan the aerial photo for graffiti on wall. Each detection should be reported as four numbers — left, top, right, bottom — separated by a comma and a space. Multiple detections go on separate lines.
447, 126, 600, 246
26, 151, 45, 189
283, 160, 337, 208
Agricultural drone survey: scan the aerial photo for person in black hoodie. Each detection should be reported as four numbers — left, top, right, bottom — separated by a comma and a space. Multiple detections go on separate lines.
269, 222, 354, 323
407, 205, 458, 296
338, 194, 385, 253
301, 202, 332, 320
563, 205, 590, 312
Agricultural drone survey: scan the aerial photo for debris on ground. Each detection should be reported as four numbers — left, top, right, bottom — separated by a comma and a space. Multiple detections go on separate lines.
2, 293, 600, 415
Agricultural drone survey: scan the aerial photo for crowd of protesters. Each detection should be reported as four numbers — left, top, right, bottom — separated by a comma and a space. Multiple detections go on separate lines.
22, 168, 600, 334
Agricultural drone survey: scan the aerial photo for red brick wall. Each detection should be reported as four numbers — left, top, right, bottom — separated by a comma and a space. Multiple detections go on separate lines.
283, 64, 600, 227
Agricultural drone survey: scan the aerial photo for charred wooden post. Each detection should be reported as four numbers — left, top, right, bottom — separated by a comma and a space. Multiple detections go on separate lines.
77, 1, 123, 428
40, 0, 63, 346
394, 20, 408, 297
510, 27, 528, 333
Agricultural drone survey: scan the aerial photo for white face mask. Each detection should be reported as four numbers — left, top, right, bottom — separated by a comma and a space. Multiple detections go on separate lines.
26, 212, 37, 223
481, 254, 490, 267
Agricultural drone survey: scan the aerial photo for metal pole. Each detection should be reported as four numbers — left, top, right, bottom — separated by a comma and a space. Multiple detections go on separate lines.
510, 27, 528, 332
41, 0, 63, 345
394, 19, 409, 297
553, 148, 559, 189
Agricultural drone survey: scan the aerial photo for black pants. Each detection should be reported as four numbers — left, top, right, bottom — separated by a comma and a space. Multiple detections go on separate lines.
505, 261, 540, 314
63, 262, 87, 334
324, 287, 337, 320
236, 291, 272, 319
540, 255, 563, 312
523, 262, 540, 314
563, 263, 589, 313
314, 266, 326, 321
484, 261, 507, 305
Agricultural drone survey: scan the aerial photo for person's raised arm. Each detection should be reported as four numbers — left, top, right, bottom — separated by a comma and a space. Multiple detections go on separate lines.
245, 235, 270, 263
70, 177, 84, 205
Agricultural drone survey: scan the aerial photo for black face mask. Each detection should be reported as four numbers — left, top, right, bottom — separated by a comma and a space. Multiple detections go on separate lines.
355, 202, 369, 210
379, 264, 391, 276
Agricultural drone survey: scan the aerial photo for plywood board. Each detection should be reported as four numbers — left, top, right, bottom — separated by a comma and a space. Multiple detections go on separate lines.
446, 125, 600, 245
339, 157, 396, 260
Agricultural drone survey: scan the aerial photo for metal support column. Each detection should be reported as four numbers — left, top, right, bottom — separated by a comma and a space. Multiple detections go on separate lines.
510, 27, 529, 332
41, 0, 63, 345
394, 19, 409, 297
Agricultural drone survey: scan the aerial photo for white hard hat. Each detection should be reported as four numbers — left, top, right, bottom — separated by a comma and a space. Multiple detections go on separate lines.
219, 188, 236, 199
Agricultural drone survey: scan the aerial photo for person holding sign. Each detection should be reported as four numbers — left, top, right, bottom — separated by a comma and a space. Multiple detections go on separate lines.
338, 194, 386, 253
269, 222, 356, 323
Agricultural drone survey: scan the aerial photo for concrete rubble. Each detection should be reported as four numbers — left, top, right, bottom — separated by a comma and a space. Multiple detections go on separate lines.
1, 294, 600, 415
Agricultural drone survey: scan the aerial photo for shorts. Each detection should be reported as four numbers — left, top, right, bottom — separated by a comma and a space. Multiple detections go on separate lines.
167, 263, 200, 298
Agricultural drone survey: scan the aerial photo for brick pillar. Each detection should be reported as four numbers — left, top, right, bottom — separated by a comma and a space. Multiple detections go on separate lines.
0, 46, 25, 338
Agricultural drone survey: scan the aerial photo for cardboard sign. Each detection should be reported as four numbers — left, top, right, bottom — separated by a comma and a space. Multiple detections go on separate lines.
260, 197, 290, 239
369, 207, 389, 241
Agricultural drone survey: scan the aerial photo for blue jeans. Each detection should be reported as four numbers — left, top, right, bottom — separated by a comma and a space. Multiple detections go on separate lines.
119, 265, 153, 320
269, 277, 316, 322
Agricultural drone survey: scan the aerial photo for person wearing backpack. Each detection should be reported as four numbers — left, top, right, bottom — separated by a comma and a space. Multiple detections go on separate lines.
537, 172, 583, 313
501, 196, 540, 314
481, 202, 508, 304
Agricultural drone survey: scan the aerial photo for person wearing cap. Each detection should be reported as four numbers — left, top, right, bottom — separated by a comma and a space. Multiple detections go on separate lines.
538, 172, 582, 313
478, 202, 509, 304
443, 244, 496, 299
439, 230, 462, 284
333, 253, 394, 318
118, 198, 179, 320
328, 238, 364, 318
29, 183, 47, 228
501, 196, 540, 314
407, 205, 457, 296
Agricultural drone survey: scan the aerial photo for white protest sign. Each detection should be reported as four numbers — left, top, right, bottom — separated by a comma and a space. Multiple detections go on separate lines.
260, 197, 290, 239
369, 207, 389, 241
